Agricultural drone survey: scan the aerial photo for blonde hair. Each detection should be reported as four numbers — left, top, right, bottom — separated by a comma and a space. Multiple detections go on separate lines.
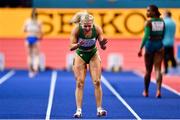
70, 10, 94, 25
70, 11, 88, 24
80, 14, 94, 25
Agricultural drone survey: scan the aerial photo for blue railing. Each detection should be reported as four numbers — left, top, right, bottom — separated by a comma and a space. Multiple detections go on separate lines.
33, 0, 180, 8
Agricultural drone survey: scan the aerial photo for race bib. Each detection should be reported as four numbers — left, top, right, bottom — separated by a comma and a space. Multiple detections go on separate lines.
151, 21, 164, 31
79, 38, 96, 47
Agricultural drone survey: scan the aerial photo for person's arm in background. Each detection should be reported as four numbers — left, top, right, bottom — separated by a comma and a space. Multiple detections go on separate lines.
138, 20, 151, 57
96, 25, 108, 50
23, 19, 29, 33
38, 20, 43, 40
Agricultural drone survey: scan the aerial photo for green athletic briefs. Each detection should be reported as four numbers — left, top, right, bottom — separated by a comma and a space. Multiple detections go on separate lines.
76, 47, 97, 64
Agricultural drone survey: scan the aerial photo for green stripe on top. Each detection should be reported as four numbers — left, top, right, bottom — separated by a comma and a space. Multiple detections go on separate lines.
79, 24, 97, 39
78, 24, 98, 50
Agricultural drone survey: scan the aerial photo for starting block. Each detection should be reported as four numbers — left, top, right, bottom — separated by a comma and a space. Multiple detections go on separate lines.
107, 53, 123, 72
0, 53, 5, 71
39, 53, 46, 71
66, 52, 75, 71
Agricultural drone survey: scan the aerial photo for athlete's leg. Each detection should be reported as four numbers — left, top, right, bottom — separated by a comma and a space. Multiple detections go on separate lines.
163, 47, 169, 74
170, 46, 177, 68
25, 43, 37, 77
31, 42, 40, 72
26, 44, 34, 72
143, 52, 154, 97
89, 52, 102, 107
154, 49, 164, 98
73, 54, 87, 117
89, 52, 107, 116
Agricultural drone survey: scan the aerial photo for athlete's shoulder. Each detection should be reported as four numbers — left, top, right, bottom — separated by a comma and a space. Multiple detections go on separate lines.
94, 24, 103, 33
94, 24, 100, 29
37, 20, 42, 25
24, 18, 31, 24
71, 24, 80, 36
159, 17, 164, 21
145, 20, 151, 27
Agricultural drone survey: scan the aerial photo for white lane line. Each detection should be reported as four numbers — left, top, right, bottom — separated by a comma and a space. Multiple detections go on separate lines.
133, 70, 180, 96
0, 70, 15, 84
101, 75, 142, 120
46, 71, 58, 120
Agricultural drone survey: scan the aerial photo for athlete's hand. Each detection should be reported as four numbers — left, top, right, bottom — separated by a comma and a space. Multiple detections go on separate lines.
78, 40, 85, 46
138, 49, 142, 57
100, 38, 108, 46
100, 38, 108, 50
70, 40, 85, 51
101, 45, 106, 50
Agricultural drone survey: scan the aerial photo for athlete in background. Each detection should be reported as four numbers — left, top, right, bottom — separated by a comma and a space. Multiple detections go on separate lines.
162, 10, 177, 74
70, 11, 107, 118
23, 8, 43, 77
138, 5, 165, 98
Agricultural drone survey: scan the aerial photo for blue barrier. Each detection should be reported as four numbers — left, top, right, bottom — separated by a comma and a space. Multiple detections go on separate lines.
33, 0, 180, 8
177, 44, 180, 61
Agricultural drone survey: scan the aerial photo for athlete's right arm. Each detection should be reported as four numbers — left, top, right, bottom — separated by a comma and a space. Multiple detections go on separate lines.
140, 21, 151, 49
138, 20, 151, 57
23, 19, 28, 33
69, 26, 83, 51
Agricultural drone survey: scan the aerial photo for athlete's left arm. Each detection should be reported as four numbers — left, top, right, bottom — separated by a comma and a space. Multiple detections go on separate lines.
38, 21, 43, 40
23, 19, 29, 33
96, 25, 107, 50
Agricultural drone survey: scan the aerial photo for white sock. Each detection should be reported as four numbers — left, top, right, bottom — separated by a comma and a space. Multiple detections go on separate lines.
77, 108, 82, 113
97, 107, 102, 112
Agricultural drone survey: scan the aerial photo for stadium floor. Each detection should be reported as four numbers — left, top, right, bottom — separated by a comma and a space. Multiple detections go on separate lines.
0, 69, 179, 119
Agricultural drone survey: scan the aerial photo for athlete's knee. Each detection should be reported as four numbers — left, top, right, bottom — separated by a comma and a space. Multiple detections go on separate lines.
34, 51, 39, 56
145, 72, 151, 78
156, 72, 162, 83
74, 65, 83, 72
145, 72, 151, 81
93, 80, 101, 88
76, 80, 84, 89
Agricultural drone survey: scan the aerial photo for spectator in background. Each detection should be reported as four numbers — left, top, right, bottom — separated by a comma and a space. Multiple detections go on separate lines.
70, 11, 107, 118
162, 10, 177, 74
23, 8, 43, 77
138, 5, 165, 98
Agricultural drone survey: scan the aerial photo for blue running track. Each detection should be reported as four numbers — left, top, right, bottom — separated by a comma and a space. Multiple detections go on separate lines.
0, 70, 179, 119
